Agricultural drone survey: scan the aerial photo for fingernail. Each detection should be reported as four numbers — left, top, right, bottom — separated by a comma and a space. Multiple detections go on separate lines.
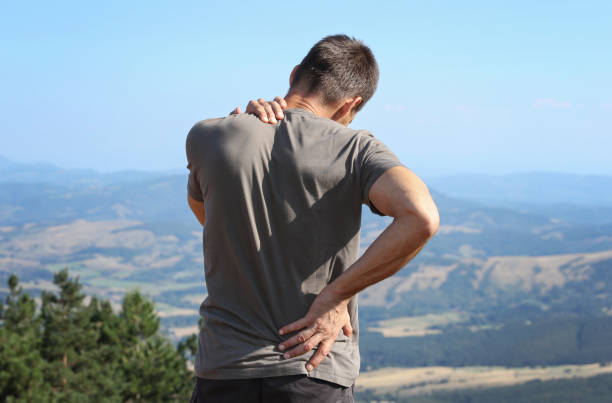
278, 344, 285, 351
262, 117, 268, 122
278, 330, 284, 335
306, 364, 313, 371
283, 353, 290, 359
270, 119, 277, 124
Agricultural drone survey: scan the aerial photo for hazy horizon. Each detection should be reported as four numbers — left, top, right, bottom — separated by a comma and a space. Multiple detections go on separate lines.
3, 153, 612, 179
2, 1, 610, 177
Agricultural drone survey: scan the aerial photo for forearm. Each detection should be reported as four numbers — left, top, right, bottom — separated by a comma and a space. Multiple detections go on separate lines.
324, 213, 435, 302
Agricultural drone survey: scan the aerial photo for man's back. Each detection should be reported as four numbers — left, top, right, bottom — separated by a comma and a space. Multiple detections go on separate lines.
186, 108, 402, 386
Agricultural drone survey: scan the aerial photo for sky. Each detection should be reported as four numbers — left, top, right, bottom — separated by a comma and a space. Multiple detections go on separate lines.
1, 1, 611, 178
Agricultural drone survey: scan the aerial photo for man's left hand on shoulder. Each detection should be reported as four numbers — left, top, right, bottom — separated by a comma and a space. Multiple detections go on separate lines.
230, 96, 287, 124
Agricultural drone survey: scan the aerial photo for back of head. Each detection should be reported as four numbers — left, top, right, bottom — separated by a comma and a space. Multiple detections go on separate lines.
290, 34, 379, 112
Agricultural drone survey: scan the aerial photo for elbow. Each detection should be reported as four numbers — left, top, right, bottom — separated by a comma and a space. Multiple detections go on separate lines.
423, 205, 440, 239
414, 212, 439, 241
390, 194, 440, 243
407, 204, 440, 241
393, 210, 439, 247
425, 218, 439, 240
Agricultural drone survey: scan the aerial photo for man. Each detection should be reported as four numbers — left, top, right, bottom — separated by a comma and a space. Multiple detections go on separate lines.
186, 34, 439, 402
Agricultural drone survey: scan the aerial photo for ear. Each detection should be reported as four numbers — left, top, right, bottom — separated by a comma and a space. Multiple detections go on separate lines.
289, 65, 299, 86
331, 96, 363, 125
350, 96, 362, 112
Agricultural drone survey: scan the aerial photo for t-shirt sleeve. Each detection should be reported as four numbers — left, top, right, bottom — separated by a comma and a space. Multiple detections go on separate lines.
358, 133, 404, 216
185, 127, 204, 202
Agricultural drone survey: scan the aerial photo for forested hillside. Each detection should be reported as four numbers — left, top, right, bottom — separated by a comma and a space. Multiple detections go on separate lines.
0, 270, 195, 402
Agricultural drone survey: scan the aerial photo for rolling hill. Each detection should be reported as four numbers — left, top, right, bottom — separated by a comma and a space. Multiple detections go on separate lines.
2, 157, 612, 400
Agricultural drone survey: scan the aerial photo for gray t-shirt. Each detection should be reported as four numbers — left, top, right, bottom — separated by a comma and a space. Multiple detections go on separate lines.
186, 108, 402, 387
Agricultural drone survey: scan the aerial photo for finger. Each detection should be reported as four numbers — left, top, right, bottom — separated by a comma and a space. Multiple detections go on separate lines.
306, 339, 333, 371
278, 326, 317, 351
229, 106, 242, 115
271, 101, 284, 120
246, 100, 268, 122
283, 333, 323, 359
342, 322, 353, 337
274, 96, 288, 109
247, 100, 268, 123
278, 316, 309, 336
245, 99, 257, 114
258, 98, 277, 124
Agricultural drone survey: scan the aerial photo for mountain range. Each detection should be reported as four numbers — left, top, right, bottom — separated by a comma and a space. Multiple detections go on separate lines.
2, 155, 612, 331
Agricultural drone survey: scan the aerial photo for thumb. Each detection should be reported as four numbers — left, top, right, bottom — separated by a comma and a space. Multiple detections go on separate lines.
229, 106, 242, 115
342, 321, 353, 337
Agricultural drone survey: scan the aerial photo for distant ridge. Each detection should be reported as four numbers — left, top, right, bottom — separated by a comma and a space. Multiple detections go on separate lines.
4, 156, 612, 205
0, 155, 184, 186
3, 155, 612, 224
426, 171, 612, 207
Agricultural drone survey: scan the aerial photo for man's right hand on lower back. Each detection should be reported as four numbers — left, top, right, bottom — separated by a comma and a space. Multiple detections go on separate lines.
276, 165, 440, 373
276, 288, 353, 373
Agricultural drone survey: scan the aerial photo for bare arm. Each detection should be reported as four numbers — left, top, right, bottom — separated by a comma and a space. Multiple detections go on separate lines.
324, 166, 439, 298
188, 194, 205, 226
278, 166, 440, 371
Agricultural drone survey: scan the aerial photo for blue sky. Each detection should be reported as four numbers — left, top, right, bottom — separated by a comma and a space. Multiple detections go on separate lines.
1, 1, 610, 177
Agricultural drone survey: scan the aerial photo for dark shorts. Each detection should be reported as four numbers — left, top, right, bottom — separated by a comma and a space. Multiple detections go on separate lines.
189, 375, 354, 403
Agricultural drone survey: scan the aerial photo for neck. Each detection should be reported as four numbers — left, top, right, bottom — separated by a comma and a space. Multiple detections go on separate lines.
284, 93, 334, 119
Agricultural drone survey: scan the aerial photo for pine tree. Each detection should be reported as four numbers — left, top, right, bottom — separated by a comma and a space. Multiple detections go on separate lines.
119, 290, 160, 344
40, 268, 121, 402
177, 316, 202, 360
121, 335, 193, 402
87, 295, 124, 378
2, 274, 38, 333
118, 290, 193, 402
0, 274, 52, 401
1, 269, 194, 402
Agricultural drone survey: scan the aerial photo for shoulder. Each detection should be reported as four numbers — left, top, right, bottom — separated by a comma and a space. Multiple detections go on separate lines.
353, 130, 391, 149
190, 113, 264, 133
353, 129, 376, 142
186, 114, 263, 147
189, 117, 225, 132
350, 130, 389, 156
353, 131, 402, 171
186, 117, 223, 146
